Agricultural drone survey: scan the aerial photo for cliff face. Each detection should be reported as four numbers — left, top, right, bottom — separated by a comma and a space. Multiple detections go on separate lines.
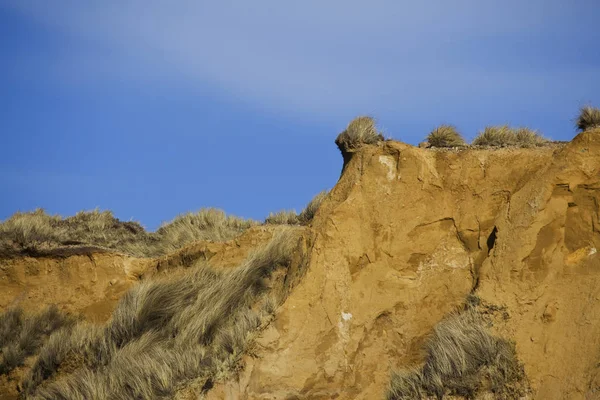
208, 131, 600, 399
476, 131, 600, 399
1, 129, 599, 399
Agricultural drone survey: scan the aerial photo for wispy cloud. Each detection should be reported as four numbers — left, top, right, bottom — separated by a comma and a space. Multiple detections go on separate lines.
6, 0, 600, 120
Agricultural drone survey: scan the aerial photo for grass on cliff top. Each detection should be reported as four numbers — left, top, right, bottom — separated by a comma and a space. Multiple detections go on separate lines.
426, 125, 466, 148
0, 208, 256, 259
472, 126, 548, 147
5, 228, 306, 399
335, 116, 384, 155
0, 191, 327, 259
387, 306, 526, 400
576, 105, 600, 132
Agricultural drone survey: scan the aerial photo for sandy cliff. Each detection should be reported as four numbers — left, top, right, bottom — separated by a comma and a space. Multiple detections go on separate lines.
1, 129, 599, 399
208, 131, 599, 399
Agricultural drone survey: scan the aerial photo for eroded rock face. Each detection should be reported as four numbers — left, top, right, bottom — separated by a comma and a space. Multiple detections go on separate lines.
207, 136, 589, 399
475, 131, 600, 400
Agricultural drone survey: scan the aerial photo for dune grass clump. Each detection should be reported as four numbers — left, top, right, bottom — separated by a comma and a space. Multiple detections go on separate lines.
472, 126, 547, 147
335, 116, 384, 156
0, 208, 148, 257
153, 208, 257, 254
0, 208, 257, 258
265, 210, 299, 225
0, 305, 76, 375
387, 308, 525, 400
426, 125, 466, 148
512, 127, 548, 147
576, 106, 600, 132
21, 228, 307, 399
472, 126, 516, 147
298, 190, 328, 224
264, 191, 329, 226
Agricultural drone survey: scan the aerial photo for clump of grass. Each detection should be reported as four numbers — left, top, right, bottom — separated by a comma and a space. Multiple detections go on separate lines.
388, 368, 426, 399
0, 208, 257, 258
472, 126, 547, 147
472, 126, 516, 147
0, 308, 23, 348
576, 105, 600, 132
0, 305, 76, 375
335, 116, 384, 156
387, 308, 525, 400
265, 210, 299, 225
154, 209, 257, 254
0, 209, 61, 251
23, 227, 307, 399
298, 190, 328, 224
264, 191, 329, 226
512, 127, 548, 148
426, 125, 466, 147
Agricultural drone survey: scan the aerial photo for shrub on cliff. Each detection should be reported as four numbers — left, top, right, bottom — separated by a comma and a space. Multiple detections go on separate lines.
426, 125, 466, 147
387, 308, 525, 399
576, 106, 600, 131
335, 116, 384, 155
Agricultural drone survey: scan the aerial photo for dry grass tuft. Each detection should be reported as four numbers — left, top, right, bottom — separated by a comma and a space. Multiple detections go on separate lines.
387, 308, 525, 400
265, 210, 299, 225
335, 116, 384, 156
154, 209, 257, 254
0, 208, 257, 258
472, 126, 547, 147
472, 126, 515, 147
264, 191, 329, 226
512, 127, 548, 148
21, 227, 307, 399
0, 306, 76, 375
426, 125, 466, 147
298, 191, 328, 224
576, 106, 600, 132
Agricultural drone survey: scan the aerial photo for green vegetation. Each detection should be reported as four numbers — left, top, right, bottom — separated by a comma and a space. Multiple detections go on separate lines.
576, 105, 600, 132
426, 125, 466, 147
11, 228, 306, 399
387, 307, 525, 400
335, 116, 384, 155
472, 126, 547, 147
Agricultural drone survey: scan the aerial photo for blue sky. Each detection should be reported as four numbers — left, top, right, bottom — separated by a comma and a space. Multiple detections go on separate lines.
1, 1, 599, 230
